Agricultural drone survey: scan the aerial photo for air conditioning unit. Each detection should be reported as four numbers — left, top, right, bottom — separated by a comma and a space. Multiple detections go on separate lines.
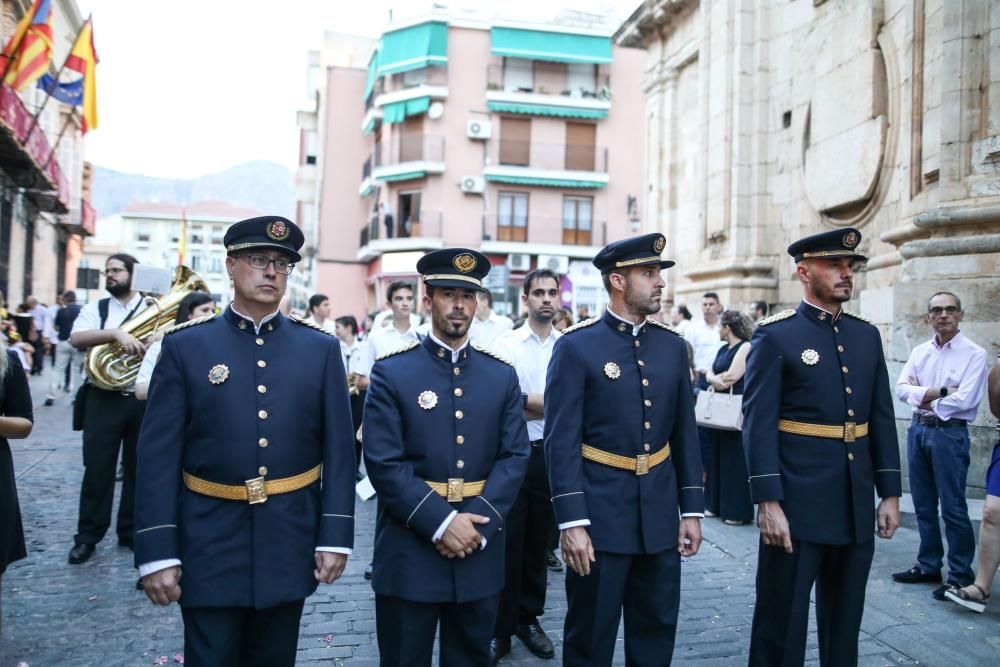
537, 254, 569, 274
507, 253, 531, 271
467, 119, 492, 140
460, 176, 485, 194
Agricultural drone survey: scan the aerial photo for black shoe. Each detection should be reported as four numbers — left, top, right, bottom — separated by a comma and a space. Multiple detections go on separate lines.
68, 543, 95, 564
364, 561, 373, 580
515, 622, 555, 659
117, 535, 134, 550
933, 584, 955, 601
545, 550, 563, 572
489, 637, 511, 665
44, 398, 54, 406
135, 577, 144, 591
892, 566, 942, 584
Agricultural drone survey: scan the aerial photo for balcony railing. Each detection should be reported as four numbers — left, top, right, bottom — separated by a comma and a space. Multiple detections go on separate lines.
362, 156, 372, 181
375, 135, 446, 167
481, 215, 607, 246
360, 209, 444, 246
385, 66, 448, 93
0, 84, 68, 211
486, 64, 610, 99
492, 140, 608, 172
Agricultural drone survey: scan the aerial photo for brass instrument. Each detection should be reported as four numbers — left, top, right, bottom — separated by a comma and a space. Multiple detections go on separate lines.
348, 372, 360, 397
85, 266, 209, 391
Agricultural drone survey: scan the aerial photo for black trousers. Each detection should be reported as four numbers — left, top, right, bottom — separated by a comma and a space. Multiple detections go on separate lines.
495, 443, 553, 638
748, 538, 875, 667
376, 594, 499, 667
564, 549, 680, 667
181, 600, 305, 667
74, 388, 145, 545
351, 390, 365, 473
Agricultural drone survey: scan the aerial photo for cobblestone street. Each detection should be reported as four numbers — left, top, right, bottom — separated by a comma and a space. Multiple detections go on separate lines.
1, 374, 998, 666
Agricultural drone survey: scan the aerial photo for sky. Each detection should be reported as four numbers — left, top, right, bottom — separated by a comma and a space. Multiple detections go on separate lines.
74, 0, 641, 180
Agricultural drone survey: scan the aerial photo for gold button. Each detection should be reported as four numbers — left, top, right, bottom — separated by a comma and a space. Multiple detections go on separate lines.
455, 410, 464, 419
644, 400, 651, 407
638, 360, 645, 367
456, 460, 465, 469
256, 337, 264, 346
258, 385, 267, 394
848, 409, 855, 417
454, 388, 463, 397
845, 387, 852, 395
634, 340, 641, 348
834, 326, 840, 333
644, 444, 651, 452
258, 410, 268, 419
258, 438, 268, 447
644, 421, 651, 430
842, 366, 849, 373
454, 367, 461, 376
642, 378, 649, 387
837, 345, 844, 352
258, 466, 268, 475
257, 360, 267, 368
848, 453, 854, 461
456, 435, 465, 445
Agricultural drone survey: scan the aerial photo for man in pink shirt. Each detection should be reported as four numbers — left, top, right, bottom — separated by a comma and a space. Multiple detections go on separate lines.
893, 291, 989, 600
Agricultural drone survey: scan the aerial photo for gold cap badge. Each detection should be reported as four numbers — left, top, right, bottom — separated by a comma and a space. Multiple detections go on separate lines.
842, 231, 858, 249
418, 390, 439, 410
604, 362, 621, 380
453, 253, 477, 273
266, 219, 290, 241
801, 349, 820, 366
653, 236, 666, 254
208, 364, 230, 385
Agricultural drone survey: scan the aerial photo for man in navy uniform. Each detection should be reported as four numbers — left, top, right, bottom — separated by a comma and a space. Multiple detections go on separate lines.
134, 216, 356, 666
545, 233, 704, 666
363, 248, 530, 666
743, 227, 901, 667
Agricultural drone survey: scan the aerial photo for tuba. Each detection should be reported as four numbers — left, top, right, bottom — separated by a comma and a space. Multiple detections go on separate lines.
85, 266, 209, 391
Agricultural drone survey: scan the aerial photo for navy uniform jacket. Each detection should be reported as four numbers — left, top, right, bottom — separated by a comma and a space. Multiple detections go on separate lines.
742, 301, 902, 544
544, 311, 704, 555
362, 336, 530, 603
134, 307, 356, 608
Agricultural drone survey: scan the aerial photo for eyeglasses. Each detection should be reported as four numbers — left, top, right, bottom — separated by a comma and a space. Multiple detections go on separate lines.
100, 268, 128, 277
928, 306, 960, 315
241, 253, 294, 275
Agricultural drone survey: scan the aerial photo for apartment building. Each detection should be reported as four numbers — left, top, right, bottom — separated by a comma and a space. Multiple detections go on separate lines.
296, 9, 645, 320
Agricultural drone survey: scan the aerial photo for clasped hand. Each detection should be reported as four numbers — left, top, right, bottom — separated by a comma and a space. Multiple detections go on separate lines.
435, 512, 488, 558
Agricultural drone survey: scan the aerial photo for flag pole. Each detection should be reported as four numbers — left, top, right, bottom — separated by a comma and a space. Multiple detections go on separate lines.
40, 107, 75, 170
25, 16, 88, 143
178, 208, 188, 266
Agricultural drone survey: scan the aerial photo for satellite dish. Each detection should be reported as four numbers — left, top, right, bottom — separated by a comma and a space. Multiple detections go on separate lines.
427, 102, 444, 119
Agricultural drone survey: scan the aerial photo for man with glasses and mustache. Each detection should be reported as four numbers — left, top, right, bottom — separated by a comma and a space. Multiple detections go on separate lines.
743, 228, 901, 667
67, 253, 147, 566
133, 216, 356, 666
893, 291, 988, 600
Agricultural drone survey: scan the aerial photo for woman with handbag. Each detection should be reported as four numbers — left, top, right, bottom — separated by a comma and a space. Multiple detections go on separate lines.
704, 310, 754, 525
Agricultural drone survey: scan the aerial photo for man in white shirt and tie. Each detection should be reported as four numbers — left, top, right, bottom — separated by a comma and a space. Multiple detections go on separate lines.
893, 291, 989, 600
355, 281, 421, 393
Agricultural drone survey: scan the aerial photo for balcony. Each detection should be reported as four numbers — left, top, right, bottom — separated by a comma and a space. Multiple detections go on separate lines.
480, 214, 608, 256
359, 157, 374, 197
358, 209, 444, 261
485, 64, 611, 119
59, 198, 96, 236
0, 84, 69, 213
373, 66, 449, 124
372, 135, 446, 183
484, 140, 609, 188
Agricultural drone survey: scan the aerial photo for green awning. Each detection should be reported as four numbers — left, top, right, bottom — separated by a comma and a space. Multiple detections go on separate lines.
490, 27, 612, 64
485, 174, 606, 188
364, 50, 380, 100
378, 171, 426, 183
379, 21, 448, 76
362, 113, 377, 135
382, 96, 431, 124
359, 182, 374, 198
487, 100, 607, 119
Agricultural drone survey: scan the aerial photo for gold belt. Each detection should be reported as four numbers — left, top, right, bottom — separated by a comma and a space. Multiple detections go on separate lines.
183, 464, 321, 505
778, 419, 869, 443
426, 478, 486, 503
580, 443, 670, 476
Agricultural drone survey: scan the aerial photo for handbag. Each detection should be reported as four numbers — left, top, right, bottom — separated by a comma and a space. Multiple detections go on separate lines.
695, 386, 744, 431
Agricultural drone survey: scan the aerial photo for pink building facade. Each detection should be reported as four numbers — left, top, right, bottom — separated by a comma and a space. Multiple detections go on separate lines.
297, 14, 646, 322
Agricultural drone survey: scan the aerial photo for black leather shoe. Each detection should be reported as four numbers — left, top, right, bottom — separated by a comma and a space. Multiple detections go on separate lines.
364, 561, 373, 580
545, 550, 563, 572
68, 543, 95, 564
118, 535, 134, 550
892, 566, 942, 584
489, 636, 511, 665
515, 622, 555, 659
43, 398, 54, 406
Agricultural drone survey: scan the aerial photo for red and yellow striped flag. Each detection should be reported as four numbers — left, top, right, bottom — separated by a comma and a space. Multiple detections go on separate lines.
1, 0, 54, 92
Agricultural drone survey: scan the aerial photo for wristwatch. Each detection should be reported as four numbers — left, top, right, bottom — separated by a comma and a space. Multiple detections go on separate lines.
939, 386, 949, 397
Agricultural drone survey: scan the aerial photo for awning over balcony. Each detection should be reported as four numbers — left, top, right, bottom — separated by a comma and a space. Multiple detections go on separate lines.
379, 21, 448, 76
485, 173, 606, 188
364, 50, 380, 100
490, 27, 612, 64
486, 100, 607, 119
378, 170, 426, 183
382, 96, 431, 124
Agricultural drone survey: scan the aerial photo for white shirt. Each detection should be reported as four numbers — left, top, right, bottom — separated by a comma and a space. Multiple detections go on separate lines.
469, 310, 514, 348
896, 331, 989, 422
684, 318, 724, 373
136, 339, 161, 388
356, 321, 421, 376
71, 292, 146, 336
673, 319, 691, 336
339, 338, 365, 375
492, 323, 561, 441
304, 315, 337, 333
45, 304, 60, 343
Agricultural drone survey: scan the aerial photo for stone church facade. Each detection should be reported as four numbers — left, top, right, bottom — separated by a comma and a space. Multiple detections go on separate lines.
617, 0, 999, 494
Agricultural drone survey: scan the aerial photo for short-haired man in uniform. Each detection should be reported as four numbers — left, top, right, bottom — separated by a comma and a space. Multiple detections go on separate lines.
545, 233, 704, 666
134, 216, 357, 666
743, 227, 901, 667
362, 248, 530, 666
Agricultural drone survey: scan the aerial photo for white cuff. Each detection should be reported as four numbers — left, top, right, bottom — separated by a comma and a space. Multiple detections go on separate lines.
432, 510, 458, 543
138, 558, 181, 577
681, 513, 705, 518
315, 547, 352, 555
558, 519, 591, 530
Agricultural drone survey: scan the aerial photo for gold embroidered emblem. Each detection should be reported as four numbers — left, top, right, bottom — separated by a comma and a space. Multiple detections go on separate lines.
801, 349, 820, 366
238, 320, 247, 330
418, 390, 439, 410
453, 253, 477, 273
208, 364, 230, 385
604, 362, 621, 380
842, 231, 858, 249
653, 236, 666, 254
266, 219, 290, 241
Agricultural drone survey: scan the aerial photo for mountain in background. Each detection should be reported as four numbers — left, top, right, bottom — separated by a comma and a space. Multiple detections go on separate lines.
91, 161, 296, 219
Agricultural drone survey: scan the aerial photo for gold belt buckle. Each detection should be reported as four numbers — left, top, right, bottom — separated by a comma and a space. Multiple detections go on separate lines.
844, 422, 857, 443
447, 478, 465, 503
245, 476, 268, 504
635, 454, 650, 476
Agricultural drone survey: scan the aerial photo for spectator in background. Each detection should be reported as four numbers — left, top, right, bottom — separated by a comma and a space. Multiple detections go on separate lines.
670, 304, 693, 335
10, 314, 35, 371
684, 292, 725, 507
135, 292, 217, 401
359, 312, 378, 341
334, 315, 366, 480
45, 291, 83, 406
703, 310, 754, 525
575, 304, 590, 322
25, 296, 48, 376
469, 290, 513, 347
893, 291, 988, 601
552, 309, 573, 332
381, 201, 394, 239
946, 352, 1000, 613
45, 294, 63, 369
751, 300, 769, 323
304, 294, 336, 332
